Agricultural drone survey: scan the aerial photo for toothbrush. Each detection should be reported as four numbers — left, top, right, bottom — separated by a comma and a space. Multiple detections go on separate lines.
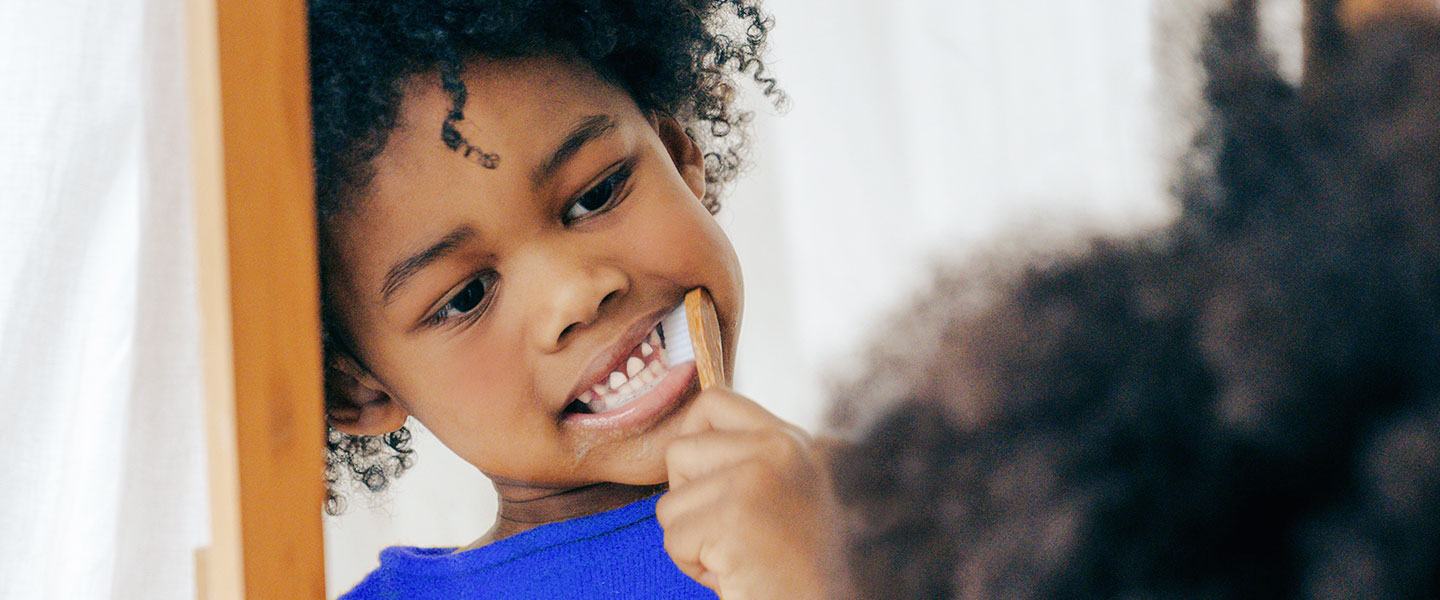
660, 288, 729, 599
660, 288, 726, 389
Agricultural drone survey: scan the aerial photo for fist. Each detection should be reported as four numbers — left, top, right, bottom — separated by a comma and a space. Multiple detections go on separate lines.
656, 388, 848, 600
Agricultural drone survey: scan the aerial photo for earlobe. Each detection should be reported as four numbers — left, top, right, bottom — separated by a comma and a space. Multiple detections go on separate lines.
324, 352, 410, 436
652, 114, 707, 201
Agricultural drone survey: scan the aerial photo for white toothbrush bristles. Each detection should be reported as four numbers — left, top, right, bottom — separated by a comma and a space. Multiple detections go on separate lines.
660, 303, 695, 365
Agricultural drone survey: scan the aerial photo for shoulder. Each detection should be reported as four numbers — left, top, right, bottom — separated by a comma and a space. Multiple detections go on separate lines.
338, 497, 715, 598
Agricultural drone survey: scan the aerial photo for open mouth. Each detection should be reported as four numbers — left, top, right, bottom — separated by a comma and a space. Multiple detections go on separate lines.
564, 322, 681, 416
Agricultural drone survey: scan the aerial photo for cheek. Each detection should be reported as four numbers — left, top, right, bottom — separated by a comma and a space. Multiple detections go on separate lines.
386, 332, 536, 435
628, 198, 740, 289
624, 197, 744, 357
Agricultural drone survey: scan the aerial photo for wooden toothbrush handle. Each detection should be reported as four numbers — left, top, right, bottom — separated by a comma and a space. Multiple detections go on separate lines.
684, 288, 726, 389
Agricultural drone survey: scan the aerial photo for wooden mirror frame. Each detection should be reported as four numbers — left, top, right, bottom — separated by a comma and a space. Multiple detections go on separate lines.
191, 0, 326, 597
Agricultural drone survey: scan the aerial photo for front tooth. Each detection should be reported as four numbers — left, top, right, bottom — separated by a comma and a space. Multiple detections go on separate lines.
626, 357, 644, 377
608, 371, 627, 390
640, 342, 654, 357
638, 370, 657, 385
618, 380, 636, 396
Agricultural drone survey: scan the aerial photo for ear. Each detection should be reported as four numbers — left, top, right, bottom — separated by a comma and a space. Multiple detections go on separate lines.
324, 351, 410, 436
651, 114, 707, 201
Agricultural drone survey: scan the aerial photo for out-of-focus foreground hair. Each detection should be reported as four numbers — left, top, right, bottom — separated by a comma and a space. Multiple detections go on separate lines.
831, 0, 1440, 597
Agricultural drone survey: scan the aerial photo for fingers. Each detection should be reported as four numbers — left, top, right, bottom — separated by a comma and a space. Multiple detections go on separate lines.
658, 388, 838, 599
665, 427, 808, 489
657, 449, 838, 600
667, 387, 810, 492
656, 469, 744, 584
679, 386, 809, 438
658, 455, 815, 595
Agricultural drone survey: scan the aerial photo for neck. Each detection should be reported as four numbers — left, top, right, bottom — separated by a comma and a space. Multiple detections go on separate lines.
457, 481, 666, 552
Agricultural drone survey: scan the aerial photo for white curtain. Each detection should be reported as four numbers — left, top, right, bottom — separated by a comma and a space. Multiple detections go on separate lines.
0, 0, 208, 598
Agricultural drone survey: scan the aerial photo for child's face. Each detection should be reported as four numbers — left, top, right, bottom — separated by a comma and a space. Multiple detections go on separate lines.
324, 55, 742, 489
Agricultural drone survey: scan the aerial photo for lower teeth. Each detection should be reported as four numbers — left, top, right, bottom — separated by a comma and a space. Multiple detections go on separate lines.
591, 373, 660, 413
572, 327, 671, 414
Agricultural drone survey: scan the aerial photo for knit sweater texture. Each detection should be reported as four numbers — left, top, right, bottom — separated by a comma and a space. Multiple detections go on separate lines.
339, 494, 717, 599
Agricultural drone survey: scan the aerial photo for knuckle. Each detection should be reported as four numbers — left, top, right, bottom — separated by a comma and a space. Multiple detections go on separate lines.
699, 539, 738, 574
730, 458, 777, 491
763, 428, 799, 456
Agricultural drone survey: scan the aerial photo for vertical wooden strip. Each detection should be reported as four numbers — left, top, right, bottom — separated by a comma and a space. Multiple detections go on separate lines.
195, 0, 327, 598
189, 0, 242, 596
218, 0, 327, 595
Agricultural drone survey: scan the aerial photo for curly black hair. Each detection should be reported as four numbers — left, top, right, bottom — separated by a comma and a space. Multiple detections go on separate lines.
831, 1, 1440, 598
309, 0, 782, 514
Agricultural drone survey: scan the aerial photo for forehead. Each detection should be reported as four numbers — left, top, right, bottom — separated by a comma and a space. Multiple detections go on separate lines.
332, 53, 644, 228
374, 54, 639, 189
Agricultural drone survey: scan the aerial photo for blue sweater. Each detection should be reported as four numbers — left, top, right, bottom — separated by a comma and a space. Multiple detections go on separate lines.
339, 495, 717, 599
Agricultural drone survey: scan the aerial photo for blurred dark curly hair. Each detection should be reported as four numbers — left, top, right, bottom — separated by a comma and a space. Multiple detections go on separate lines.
831, 1, 1440, 597
309, 0, 782, 515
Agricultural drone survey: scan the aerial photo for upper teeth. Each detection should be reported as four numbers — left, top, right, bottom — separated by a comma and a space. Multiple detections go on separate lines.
578, 327, 671, 413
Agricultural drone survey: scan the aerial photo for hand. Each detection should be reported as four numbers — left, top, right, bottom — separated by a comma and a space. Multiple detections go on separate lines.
657, 387, 849, 600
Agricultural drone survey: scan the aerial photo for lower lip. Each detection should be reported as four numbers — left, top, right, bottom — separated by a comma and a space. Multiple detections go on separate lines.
562, 362, 698, 430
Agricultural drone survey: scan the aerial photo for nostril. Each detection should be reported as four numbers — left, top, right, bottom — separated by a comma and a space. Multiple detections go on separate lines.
555, 287, 622, 347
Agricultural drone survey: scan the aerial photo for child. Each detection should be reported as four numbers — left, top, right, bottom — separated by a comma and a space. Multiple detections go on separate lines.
831, 0, 1440, 597
308, 1, 845, 598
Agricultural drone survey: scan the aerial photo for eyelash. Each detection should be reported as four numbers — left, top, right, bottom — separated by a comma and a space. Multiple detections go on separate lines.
563, 162, 633, 224
424, 271, 498, 328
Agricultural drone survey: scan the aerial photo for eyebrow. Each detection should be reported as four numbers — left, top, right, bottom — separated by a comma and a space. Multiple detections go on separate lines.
379, 225, 477, 306
530, 114, 618, 187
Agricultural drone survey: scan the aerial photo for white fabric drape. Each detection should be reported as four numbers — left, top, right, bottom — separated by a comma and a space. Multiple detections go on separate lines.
0, 0, 207, 598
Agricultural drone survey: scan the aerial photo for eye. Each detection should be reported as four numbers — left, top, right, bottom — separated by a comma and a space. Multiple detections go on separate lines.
564, 164, 632, 223
428, 272, 498, 326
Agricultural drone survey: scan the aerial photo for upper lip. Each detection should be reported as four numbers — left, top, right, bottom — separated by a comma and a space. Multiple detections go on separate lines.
562, 306, 671, 410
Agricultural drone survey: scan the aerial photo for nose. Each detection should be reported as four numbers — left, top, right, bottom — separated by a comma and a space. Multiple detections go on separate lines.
533, 259, 628, 352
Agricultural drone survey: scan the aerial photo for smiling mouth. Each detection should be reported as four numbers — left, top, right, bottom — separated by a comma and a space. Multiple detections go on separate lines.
565, 324, 680, 415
